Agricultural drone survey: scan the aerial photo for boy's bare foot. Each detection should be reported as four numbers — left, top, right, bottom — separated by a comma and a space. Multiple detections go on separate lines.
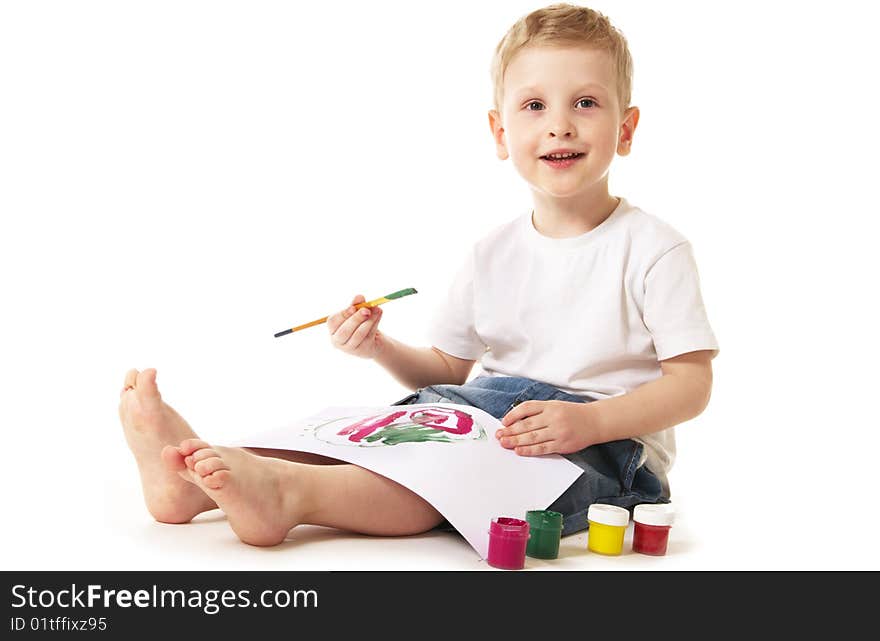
164, 439, 308, 546
118, 368, 217, 523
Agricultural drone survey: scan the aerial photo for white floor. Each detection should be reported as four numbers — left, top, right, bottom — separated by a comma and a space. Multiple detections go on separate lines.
103, 497, 692, 572
7, 465, 709, 572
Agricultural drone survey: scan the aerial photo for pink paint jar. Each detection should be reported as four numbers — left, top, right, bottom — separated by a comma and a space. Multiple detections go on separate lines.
487, 517, 530, 570
632, 504, 675, 556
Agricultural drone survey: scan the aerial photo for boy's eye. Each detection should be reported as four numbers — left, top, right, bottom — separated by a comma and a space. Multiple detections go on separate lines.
524, 99, 596, 111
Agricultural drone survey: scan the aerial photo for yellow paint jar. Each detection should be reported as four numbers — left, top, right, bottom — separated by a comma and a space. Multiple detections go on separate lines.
587, 504, 630, 555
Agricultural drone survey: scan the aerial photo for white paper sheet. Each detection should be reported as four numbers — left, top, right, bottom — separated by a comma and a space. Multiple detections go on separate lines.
230, 402, 583, 560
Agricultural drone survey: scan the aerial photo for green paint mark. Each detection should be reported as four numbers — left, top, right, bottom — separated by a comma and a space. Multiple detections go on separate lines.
364, 423, 453, 445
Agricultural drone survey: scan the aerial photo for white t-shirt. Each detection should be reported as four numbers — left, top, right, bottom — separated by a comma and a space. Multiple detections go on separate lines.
427, 197, 719, 490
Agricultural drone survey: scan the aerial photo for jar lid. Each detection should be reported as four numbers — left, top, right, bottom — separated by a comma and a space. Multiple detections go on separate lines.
587, 503, 630, 527
633, 503, 675, 526
489, 517, 530, 539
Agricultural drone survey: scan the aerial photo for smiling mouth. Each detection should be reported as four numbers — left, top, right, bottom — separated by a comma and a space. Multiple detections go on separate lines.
540, 153, 584, 168
540, 153, 584, 160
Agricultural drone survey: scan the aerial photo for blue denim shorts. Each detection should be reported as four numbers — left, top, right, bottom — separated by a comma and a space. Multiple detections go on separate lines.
391, 375, 669, 537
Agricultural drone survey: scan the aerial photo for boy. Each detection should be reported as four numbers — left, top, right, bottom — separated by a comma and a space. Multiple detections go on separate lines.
118, 3, 717, 547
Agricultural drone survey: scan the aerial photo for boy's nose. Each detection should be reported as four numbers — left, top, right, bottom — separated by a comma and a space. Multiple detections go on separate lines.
547, 120, 575, 138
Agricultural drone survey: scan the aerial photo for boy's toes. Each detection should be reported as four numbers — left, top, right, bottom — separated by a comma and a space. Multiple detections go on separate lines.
135, 368, 162, 402
178, 438, 212, 456
194, 456, 228, 478
121, 368, 139, 396
189, 447, 218, 470
191, 447, 220, 463
173, 441, 232, 490
161, 445, 187, 472
202, 469, 231, 490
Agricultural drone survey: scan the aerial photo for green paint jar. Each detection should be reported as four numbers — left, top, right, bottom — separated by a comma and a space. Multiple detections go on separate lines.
525, 509, 564, 559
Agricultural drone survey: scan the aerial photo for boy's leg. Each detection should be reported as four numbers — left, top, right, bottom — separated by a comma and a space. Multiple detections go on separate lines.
119, 368, 443, 542
118, 369, 349, 523
166, 439, 445, 547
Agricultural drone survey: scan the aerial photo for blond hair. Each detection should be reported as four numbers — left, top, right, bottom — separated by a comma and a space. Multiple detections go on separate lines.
490, 3, 633, 114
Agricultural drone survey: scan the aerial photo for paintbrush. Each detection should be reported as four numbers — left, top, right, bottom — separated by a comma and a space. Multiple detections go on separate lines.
274, 288, 418, 338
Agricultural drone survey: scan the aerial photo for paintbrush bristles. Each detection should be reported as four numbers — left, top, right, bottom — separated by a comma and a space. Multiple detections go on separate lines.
384, 287, 418, 299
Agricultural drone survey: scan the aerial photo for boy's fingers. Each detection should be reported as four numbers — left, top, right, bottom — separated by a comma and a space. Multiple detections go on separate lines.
501, 400, 547, 426
327, 309, 348, 332
347, 314, 375, 349
331, 317, 357, 345
330, 296, 376, 348
358, 307, 382, 341
364, 311, 381, 342
342, 308, 374, 343
501, 411, 547, 436
333, 308, 370, 346
500, 426, 552, 450
515, 442, 554, 457
328, 303, 359, 333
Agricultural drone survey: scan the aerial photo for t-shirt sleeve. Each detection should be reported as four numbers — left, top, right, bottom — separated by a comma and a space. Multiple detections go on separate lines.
426, 248, 488, 360
643, 241, 719, 361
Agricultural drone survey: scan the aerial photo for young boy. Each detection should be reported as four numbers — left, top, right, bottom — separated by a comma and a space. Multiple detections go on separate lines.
118, 3, 717, 547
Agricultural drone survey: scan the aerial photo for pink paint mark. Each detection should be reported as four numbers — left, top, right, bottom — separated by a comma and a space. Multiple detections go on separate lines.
337, 410, 408, 442
408, 408, 474, 434
336, 407, 475, 443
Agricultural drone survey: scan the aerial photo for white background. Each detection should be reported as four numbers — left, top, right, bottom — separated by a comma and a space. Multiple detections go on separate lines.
1, 0, 877, 570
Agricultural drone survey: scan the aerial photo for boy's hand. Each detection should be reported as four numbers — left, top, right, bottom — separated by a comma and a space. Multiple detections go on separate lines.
326, 294, 384, 359
496, 400, 599, 456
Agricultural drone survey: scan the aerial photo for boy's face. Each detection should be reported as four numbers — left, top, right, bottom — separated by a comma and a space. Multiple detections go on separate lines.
489, 46, 638, 203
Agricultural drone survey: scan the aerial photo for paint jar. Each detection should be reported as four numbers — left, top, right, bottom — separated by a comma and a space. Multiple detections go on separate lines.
632, 503, 675, 556
487, 517, 530, 570
525, 510, 563, 559
586, 504, 630, 555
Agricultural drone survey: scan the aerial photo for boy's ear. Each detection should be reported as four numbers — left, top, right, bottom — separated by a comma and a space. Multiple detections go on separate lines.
617, 106, 640, 156
488, 109, 509, 160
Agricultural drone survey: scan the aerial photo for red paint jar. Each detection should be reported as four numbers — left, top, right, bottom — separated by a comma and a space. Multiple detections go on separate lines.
632, 504, 675, 556
487, 517, 530, 570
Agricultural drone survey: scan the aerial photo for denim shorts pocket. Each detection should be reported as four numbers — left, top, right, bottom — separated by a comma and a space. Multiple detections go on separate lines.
592, 439, 643, 493
620, 440, 643, 492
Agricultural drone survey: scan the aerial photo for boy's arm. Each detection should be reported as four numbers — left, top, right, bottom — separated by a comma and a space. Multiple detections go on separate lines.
325, 295, 476, 390
374, 335, 476, 391
498, 350, 714, 454
588, 349, 715, 444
